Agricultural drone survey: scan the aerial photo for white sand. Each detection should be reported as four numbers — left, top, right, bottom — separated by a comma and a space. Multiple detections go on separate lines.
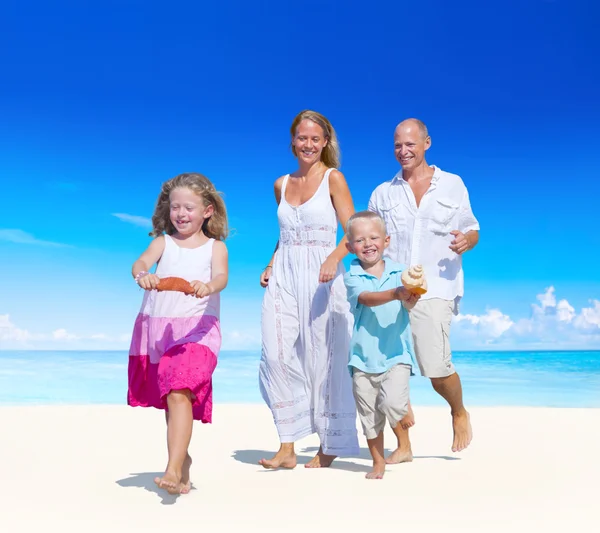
2, 404, 598, 532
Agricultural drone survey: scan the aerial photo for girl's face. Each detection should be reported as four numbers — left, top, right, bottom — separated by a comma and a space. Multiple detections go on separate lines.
292, 119, 328, 165
169, 187, 213, 237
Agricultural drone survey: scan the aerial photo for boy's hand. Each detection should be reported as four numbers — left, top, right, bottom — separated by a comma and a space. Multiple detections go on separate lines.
190, 280, 213, 298
137, 273, 160, 290
403, 291, 421, 310
394, 286, 411, 301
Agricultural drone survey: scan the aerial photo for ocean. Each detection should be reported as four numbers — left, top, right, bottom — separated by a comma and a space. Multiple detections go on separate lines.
0, 350, 598, 407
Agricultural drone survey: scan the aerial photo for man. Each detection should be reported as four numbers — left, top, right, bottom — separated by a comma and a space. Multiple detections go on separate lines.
368, 118, 479, 452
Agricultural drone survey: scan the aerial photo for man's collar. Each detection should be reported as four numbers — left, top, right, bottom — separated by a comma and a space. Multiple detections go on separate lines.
392, 165, 441, 184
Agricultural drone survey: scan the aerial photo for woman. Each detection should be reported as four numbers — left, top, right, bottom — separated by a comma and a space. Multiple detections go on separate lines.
259, 110, 359, 469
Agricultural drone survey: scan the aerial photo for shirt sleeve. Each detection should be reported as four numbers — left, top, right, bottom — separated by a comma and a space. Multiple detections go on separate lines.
458, 189, 480, 234
344, 273, 365, 311
367, 189, 380, 214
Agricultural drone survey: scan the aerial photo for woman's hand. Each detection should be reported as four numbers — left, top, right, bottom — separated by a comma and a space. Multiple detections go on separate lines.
319, 256, 339, 283
260, 266, 272, 288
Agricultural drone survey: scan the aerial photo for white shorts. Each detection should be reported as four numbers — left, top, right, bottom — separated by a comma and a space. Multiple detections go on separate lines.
409, 298, 455, 378
351, 364, 411, 440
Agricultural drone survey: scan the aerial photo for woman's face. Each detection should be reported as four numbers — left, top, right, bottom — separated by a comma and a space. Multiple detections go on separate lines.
292, 119, 328, 165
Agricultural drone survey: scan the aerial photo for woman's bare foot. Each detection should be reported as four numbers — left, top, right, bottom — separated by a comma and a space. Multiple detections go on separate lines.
400, 404, 415, 430
452, 410, 472, 452
305, 447, 336, 468
365, 461, 386, 479
180, 454, 192, 494
385, 447, 413, 464
154, 470, 181, 494
259, 446, 297, 469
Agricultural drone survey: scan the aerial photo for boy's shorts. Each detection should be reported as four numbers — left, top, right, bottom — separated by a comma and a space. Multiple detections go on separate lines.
351, 363, 410, 440
409, 298, 456, 378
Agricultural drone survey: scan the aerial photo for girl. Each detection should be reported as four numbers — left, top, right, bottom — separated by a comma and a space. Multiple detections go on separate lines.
258, 110, 359, 469
128, 172, 228, 495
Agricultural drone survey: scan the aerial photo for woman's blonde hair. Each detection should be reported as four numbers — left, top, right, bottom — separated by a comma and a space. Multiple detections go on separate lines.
290, 110, 341, 169
149, 173, 228, 240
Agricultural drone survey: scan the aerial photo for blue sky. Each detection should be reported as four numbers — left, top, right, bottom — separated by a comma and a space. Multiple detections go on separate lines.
1, 0, 599, 351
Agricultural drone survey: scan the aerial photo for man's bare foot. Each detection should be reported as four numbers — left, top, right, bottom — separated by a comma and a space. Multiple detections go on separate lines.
180, 454, 192, 494
400, 405, 415, 430
385, 447, 413, 464
452, 410, 472, 452
154, 470, 181, 495
365, 462, 386, 480
259, 450, 297, 469
305, 447, 336, 468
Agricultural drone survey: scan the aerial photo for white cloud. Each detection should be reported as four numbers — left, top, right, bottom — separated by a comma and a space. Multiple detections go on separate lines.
0, 229, 70, 247
52, 329, 79, 340
0, 314, 33, 342
112, 213, 152, 228
453, 286, 600, 349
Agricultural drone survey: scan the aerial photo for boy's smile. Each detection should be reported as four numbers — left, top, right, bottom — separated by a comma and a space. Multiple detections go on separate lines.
347, 219, 390, 267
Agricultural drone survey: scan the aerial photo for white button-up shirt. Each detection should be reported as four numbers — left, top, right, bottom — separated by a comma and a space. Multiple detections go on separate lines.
368, 166, 479, 313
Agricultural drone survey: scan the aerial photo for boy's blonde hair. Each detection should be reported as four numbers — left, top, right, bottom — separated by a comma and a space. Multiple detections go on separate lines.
346, 210, 387, 238
150, 172, 228, 240
290, 110, 341, 169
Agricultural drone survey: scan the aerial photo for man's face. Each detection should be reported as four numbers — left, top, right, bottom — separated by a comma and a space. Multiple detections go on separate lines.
394, 123, 431, 170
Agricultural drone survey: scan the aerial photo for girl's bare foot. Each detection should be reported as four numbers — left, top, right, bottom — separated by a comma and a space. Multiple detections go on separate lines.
366, 461, 386, 479
305, 447, 336, 468
259, 446, 297, 469
400, 404, 415, 429
385, 447, 413, 464
154, 470, 181, 494
180, 454, 192, 494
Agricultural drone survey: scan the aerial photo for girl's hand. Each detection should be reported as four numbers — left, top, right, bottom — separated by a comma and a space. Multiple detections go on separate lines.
319, 256, 339, 283
260, 266, 272, 288
190, 280, 213, 298
137, 273, 160, 290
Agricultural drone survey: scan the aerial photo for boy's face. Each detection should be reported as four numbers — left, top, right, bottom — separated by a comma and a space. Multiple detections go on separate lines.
346, 219, 390, 267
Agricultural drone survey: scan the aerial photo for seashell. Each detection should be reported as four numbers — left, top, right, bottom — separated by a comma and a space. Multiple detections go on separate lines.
401, 265, 428, 295
156, 276, 196, 296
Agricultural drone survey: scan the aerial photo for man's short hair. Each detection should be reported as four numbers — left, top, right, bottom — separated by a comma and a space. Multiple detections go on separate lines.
396, 118, 429, 139
346, 210, 387, 238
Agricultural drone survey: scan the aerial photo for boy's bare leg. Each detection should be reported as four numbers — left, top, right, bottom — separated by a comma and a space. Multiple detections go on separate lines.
386, 420, 414, 464
154, 389, 193, 494
399, 402, 415, 429
366, 431, 386, 479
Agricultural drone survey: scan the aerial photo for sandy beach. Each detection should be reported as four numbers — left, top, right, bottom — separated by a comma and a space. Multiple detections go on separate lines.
2, 404, 597, 532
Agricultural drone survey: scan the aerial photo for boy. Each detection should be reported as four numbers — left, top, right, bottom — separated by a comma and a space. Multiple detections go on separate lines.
344, 210, 420, 479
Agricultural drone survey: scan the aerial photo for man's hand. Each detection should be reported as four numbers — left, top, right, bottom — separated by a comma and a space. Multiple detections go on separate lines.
449, 230, 470, 254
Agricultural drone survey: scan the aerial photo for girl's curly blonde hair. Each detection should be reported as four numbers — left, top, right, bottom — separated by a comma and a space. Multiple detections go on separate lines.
289, 110, 341, 169
149, 173, 228, 240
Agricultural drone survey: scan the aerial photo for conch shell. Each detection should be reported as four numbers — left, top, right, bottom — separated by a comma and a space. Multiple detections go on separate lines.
401, 265, 428, 295
156, 276, 196, 296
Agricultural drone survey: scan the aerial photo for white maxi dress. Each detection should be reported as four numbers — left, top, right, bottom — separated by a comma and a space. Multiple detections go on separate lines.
259, 168, 359, 456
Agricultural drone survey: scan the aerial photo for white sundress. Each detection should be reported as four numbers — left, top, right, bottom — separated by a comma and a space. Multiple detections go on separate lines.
259, 168, 359, 456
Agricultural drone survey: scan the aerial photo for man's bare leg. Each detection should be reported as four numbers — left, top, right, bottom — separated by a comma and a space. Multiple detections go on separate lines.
365, 431, 386, 479
386, 420, 413, 464
259, 442, 297, 469
431, 373, 472, 452
305, 446, 336, 468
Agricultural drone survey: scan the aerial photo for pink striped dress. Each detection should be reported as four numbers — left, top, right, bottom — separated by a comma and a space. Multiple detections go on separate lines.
128, 235, 221, 423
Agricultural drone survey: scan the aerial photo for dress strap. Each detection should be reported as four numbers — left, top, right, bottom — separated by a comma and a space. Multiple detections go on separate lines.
281, 174, 290, 198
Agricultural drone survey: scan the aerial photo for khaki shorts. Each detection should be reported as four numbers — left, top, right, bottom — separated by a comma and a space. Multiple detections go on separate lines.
409, 298, 455, 378
351, 364, 410, 440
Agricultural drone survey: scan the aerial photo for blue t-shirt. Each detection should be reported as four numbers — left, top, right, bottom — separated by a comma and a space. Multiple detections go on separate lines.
344, 259, 418, 375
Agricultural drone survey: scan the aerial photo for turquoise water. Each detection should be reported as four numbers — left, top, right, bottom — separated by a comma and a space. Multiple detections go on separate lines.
0, 350, 598, 407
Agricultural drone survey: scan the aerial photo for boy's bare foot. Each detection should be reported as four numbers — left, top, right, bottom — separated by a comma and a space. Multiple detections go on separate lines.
154, 470, 181, 495
305, 447, 336, 468
259, 450, 297, 469
180, 454, 192, 494
366, 462, 386, 480
385, 447, 413, 464
400, 405, 415, 429
452, 410, 472, 452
